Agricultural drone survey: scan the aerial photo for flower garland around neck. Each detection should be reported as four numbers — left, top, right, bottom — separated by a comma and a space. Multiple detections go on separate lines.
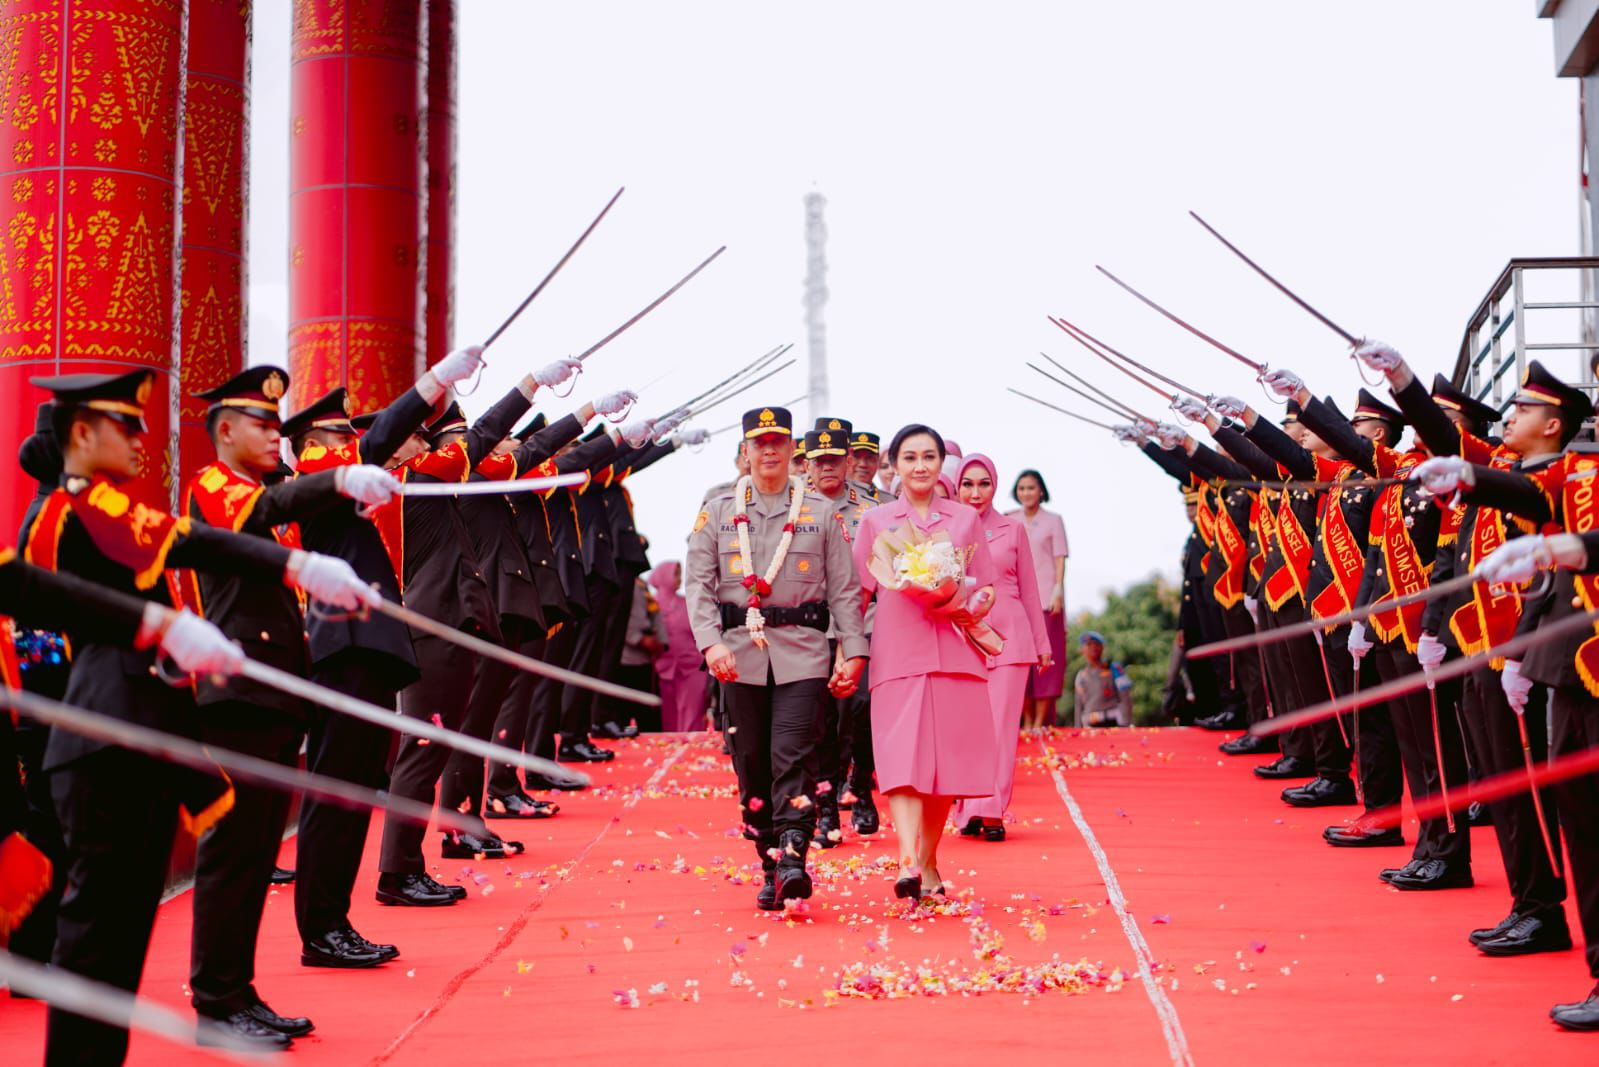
733, 474, 806, 648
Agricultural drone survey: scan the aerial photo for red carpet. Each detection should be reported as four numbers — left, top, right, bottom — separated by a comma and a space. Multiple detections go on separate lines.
2, 727, 1595, 1064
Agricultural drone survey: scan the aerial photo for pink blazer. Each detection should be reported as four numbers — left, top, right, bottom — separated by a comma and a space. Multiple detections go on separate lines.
852, 494, 996, 686
960, 455, 1050, 667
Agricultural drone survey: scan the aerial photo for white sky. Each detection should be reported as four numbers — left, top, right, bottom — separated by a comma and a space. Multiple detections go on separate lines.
247, 1, 1581, 611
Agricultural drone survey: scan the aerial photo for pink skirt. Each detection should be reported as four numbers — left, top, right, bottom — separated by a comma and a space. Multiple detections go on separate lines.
954, 663, 1031, 822
870, 672, 996, 799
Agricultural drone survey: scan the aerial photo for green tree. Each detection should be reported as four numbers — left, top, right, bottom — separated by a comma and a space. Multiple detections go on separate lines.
1060, 573, 1180, 726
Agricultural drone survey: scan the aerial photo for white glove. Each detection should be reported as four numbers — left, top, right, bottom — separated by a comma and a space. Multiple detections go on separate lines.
594, 390, 636, 417
1111, 423, 1144, 444
339, 465, 402, 507
651, 412, 684, 438
1210, 395, 1247, 420
1500, 659, 1533, 716
675, 427, 710, 447
620, 419, 654, 448
1260, 369, 1303, 399
1416, 633, 1446, 671
1410, 456, 1474, 498
1346, 619, 1373, 661
1243, 596, 1260, 626
1352, 339, 1403, 373
290, 552, 379, 612
1152, 423, 1187, 450
160, 612, 245, 677
533, 358, 582, 388
1475, 535, 1551, 587
432, 344, 485, 387
1170, 395, 1209, 423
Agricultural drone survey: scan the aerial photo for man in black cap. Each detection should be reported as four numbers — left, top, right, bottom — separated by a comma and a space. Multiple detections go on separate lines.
803, 420, 879, 841
684, 406, 867, 909
24, 368, 378, 1060
1365, 344, 1580, 954
182, 365, 403, 1044
848, 430, 884, 503
284, 343, 492, 964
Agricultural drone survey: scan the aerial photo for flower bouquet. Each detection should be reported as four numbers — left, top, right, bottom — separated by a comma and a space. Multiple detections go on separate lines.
867, 522, 1004, 656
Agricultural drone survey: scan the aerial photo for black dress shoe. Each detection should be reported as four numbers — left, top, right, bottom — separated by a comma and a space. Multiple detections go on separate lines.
1196, 710, 1246, 731
958, 817, 984, 838
268, 866, 296, 885
244, 1001, 314, 1038
343, 926, 399, 962
559, 740, 616, 763
1553, 992, 1599, 1031
1468, 911, 1519, 946
1476, 913, 1573, 957
851, 795, 880, 835
591, 720, 639, 740
1379, 860, 1422, 884
756, 870, 780, 911
524, 772, 587, 792
1388, 858, 1473, 890
440, 831, 510, 859
1323, 823, 1404, 848
376, 872, 459, 907
198, 1010, 293, 1050
814, 802, 842, 849
983, 823, 1007, 842
1220, 734, 1277, 756
1281, 776, 1357, 807
1253, 756, 1315, 780
420, 873, 467, 901
485, 791, 558, 819
301, 928, 388, 969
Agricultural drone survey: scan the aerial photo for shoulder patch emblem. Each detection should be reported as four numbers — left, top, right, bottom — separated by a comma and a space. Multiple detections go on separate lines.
692, 509, 709, 535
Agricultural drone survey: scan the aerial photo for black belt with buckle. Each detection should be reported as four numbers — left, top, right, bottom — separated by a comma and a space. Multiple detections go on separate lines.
719, 601, 830, 632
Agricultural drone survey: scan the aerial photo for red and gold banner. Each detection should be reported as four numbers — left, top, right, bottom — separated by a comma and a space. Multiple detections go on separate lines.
1211, 493, 1247, 609
1557, 455, 1599, 695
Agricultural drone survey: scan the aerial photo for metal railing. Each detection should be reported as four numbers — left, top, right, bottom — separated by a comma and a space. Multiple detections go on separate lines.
1450, 257, 1599, 411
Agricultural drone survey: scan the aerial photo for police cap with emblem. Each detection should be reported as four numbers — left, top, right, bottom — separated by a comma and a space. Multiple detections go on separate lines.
742, 406, 793, 438
30, 369, 156, 433
1430, 373, 1500, 430
427, 400, 469, 442
280, 387, 356, 439
1351, 388, 1405, 436
803, 428, 848, 458
1279, 398, 1301, 427
849, 431, 880, 454
1514, 359, 1593, 443
193, 365, 289, 424
813, 416, 853, 439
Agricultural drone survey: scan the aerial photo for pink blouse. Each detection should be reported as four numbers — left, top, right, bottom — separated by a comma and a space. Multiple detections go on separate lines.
852, 495, 997, 686
1009, 506, 1068, 605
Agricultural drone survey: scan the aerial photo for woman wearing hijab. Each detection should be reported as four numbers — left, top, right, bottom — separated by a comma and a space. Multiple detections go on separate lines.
1008, 469, 1068, 731
852, 424, 998, 902
648, 560, 709, 732
952, 455, 1051, 841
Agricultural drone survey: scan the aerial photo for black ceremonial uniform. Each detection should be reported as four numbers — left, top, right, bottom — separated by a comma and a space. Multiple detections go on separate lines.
556, 435, 627, 758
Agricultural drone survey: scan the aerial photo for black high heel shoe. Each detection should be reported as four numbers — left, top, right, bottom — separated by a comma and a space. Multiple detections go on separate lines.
894, 871, 922, 901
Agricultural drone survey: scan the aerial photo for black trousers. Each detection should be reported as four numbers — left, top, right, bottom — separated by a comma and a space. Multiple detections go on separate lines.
382, 635, 474, 872
1319, 631, 1401, 812
47, 748, 180, 1067
441, 620, 534, 818
1221, 605, 1273, 727
1274, 601, 1350, 778
1550, 684, 1599, 978
817, 653, 874, 797
591, 577, 638, 729
190, 705, 302, 1016
1460, 666, 1565, 919
1257, 602, 1315, 764
495, 623, 576, 791
617, 663, 662, 731
296, 651, 398, 941
1374, 640, 1470, 867
724, 673, 827, 845
560, 578, 618, 739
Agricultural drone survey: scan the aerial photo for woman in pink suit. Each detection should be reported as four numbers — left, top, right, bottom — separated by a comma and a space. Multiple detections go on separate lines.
951, 455, 1051, 842
852, 425, 998, 902
648, 561, 710, 732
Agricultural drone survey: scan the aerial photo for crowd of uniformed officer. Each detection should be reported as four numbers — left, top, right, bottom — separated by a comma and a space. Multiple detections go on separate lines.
1125, 340, 1599, 1032
0, 345, 731, 1059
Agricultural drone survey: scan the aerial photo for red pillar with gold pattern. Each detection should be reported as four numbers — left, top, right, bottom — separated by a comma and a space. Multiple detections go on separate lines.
421, 0, 455, 367
177, 0, 251, 490
287, 0, 424, 418
0, 0, 190, 536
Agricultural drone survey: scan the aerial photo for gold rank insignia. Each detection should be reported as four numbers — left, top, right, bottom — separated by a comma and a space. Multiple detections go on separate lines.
263, 372, 286, 400
826, 419, 843, 431
342, 393, 356, 416
135, 377, 153, 405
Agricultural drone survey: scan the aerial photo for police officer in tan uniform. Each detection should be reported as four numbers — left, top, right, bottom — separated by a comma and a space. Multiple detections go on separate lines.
686, 406, 867, 910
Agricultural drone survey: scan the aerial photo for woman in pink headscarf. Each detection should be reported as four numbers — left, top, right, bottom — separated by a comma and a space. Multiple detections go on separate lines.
649, 560, 709, 732
952, 455, 1051, 841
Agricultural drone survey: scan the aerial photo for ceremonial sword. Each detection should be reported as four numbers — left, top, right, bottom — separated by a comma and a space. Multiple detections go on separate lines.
1188, 211, 1362, 347
1311, 629, 1353, 750
1036, 352, 1156, 424
1025, 362, 1146, 424
1363, 738, 1599, 833
483, 187, 625, 350
573, 246, 727, 364
394, 471, 590, 498
675, 358, 798, 423
657, 343, 791, 423
1048, 317, 1178, 404
1006, 388, 1115, 430
0, 686, 490, 831
1425, 668, 1456, 833
1093, 266, 1271, 376
1050, 315, 1211, 401
709, 394, 808, 437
